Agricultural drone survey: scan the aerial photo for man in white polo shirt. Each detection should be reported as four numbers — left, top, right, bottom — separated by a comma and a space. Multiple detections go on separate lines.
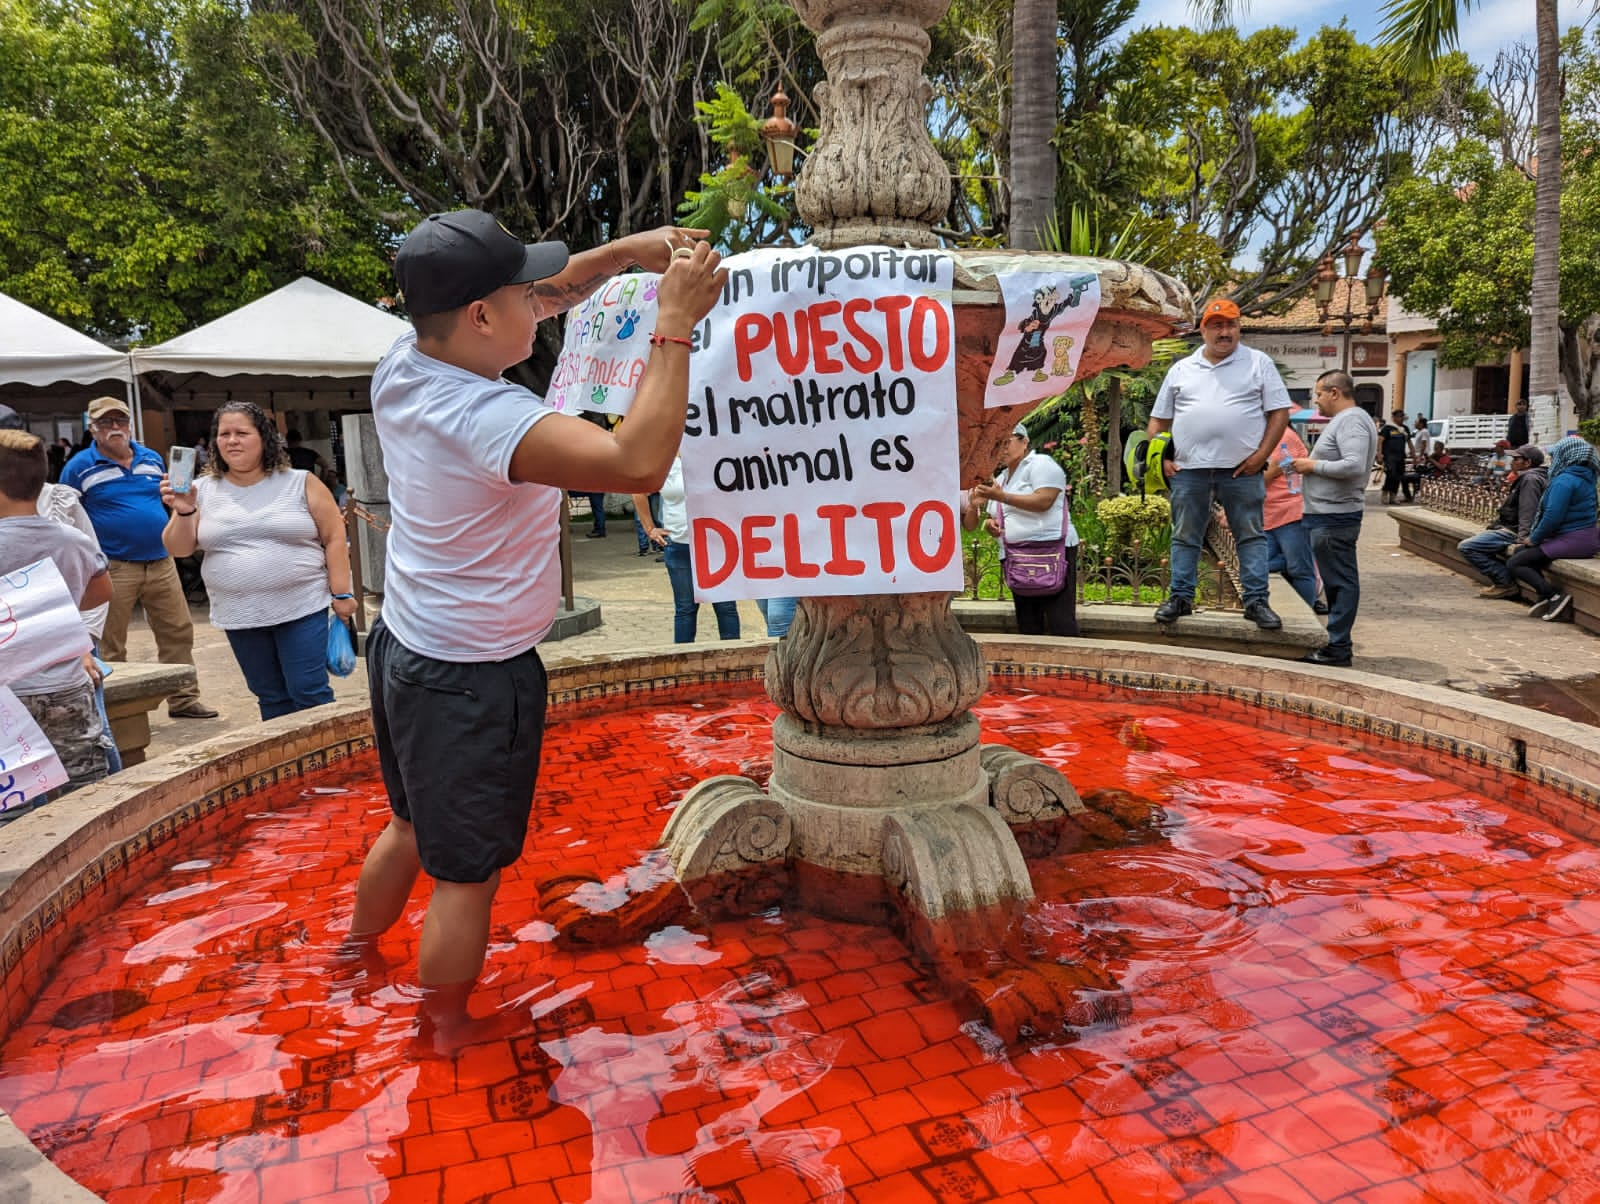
1147, 297, 1292, 628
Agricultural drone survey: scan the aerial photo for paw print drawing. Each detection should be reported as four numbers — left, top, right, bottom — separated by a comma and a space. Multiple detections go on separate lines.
591, 385, 609, 407
615, 308, 641, 339
642, 279, 659, 301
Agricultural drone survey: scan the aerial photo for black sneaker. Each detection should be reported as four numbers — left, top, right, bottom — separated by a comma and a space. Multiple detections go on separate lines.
1312, 599, 1330, 615
1545, 593, 1574, 622
1154, 597, 1193, 623
1529, 596, 1556, 618
1244, 600, 1283, 630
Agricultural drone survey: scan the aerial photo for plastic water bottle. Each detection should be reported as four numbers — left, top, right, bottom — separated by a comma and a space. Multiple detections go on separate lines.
1278, 441, 1301, 495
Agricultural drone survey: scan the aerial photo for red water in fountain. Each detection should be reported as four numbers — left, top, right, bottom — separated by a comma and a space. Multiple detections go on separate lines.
5, 682, 1600, 1202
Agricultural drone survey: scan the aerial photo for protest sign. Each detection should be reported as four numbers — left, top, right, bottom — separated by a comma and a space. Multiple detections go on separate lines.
546, 273, 663, 415
0, 686, 67, 811
984, 269, 1101, 408
0, 557, 92, 688
682, 246, 962, 601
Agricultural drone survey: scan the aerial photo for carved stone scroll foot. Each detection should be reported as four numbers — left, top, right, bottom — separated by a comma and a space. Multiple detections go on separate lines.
661, 775, 794, 882
980, 744, 1085, 825
881, 803, 1034, 922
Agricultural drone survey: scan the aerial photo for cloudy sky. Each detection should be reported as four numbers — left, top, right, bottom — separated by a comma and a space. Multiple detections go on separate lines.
1133, 0, 1594, 63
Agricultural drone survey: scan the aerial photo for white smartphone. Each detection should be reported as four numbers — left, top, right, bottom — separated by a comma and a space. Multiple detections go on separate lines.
168, 446, 197, 493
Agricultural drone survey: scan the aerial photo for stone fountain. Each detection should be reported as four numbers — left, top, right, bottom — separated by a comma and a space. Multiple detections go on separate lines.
662, 0, 1189, 947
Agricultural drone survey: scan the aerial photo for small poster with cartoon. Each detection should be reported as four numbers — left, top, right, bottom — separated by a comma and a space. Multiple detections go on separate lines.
545, 272, 661, 415
983, 271, 1101, 408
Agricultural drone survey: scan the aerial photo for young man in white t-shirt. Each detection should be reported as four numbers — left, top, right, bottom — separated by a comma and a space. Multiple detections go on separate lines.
348, 210, 725, 1047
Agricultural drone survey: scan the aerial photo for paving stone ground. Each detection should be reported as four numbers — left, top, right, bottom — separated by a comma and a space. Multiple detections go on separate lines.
125, 494, 1600, 763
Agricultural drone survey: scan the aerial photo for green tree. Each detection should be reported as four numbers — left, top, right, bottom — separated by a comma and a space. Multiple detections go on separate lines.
0, 0, 391, 341
1379, 0, 1564, 417
1379, 29, 1600, 420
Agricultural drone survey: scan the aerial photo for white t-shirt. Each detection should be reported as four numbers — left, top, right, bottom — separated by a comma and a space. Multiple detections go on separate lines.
658, 457, 690, 543
370, 331, 562, 661
194, 470, 329, 630
1152, 344, 1292, 470
992, 452, 1077, 545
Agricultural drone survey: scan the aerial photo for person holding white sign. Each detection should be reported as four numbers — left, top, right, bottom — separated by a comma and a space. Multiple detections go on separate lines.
0, 430, 113, 806
634, 457, 741, 643
346, 209, 725, 1048
965, 422, 1079, 637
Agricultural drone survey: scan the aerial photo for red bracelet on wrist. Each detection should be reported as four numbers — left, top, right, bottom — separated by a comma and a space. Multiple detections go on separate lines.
649, 332, 693, 349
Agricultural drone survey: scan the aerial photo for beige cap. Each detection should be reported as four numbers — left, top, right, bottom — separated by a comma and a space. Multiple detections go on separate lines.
87, 396, 130, 421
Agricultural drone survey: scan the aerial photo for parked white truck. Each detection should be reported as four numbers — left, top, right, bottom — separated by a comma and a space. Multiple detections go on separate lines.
1426, 414, 1512, 452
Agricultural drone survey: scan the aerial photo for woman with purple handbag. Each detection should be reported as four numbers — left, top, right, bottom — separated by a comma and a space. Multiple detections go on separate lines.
964, 422, 1079, 636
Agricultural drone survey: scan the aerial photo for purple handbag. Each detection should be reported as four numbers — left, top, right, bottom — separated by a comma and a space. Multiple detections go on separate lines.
1003, 538, 1070, 596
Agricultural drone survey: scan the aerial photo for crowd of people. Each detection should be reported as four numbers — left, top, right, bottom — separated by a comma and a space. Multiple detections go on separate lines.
0, 396, 359, 821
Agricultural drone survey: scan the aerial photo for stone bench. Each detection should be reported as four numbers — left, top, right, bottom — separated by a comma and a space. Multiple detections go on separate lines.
102, 663, 198, 767
953, 577, 1326, 659
1391, 507, 1600, 633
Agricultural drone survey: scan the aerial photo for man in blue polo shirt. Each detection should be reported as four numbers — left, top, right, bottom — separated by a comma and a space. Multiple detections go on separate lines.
60, 397, 216, 718
1147, 297, 1292, 630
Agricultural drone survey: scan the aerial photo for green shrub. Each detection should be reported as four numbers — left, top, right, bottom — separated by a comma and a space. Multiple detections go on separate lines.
1094, 494, 1171, 555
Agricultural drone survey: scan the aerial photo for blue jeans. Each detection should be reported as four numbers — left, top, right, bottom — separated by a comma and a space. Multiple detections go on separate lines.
585, 492, 606, 535
1168, 468, 1269, 605
1458, 528, 1516, 584
225, 608, 337, 720
1305, 512, 1363, 658
663, 541, 740, 643
757, 596, 797, 637
634, 493, 661, 553
1265, 521, 1318, 608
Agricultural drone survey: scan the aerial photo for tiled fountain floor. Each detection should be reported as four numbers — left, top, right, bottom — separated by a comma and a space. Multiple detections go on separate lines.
7, 684, 1600, 1202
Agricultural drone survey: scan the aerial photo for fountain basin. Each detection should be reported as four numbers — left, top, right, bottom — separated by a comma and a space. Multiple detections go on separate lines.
2, 641, 1599, 1200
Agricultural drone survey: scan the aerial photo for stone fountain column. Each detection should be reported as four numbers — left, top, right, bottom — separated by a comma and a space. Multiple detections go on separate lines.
662, 0, 1186, 936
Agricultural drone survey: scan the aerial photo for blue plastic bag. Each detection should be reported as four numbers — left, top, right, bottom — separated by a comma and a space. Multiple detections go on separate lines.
326, 613, 357, 677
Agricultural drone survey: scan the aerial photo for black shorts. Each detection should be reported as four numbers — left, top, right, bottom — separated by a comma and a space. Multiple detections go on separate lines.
367, 617, 548, 883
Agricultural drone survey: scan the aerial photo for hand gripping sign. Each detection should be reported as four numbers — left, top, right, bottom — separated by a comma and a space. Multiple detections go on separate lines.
681, 246, 963, 601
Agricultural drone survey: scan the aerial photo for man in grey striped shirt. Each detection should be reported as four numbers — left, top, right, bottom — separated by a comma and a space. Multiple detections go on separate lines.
1290, 371, 1379, 667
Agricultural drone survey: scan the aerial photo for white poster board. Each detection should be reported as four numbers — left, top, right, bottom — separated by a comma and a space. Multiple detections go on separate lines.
546, 274, 663, 415
682, 246, 963, 601
983, 269, 1102, 408
0, 686, 67, 810
0, 557, 92, 687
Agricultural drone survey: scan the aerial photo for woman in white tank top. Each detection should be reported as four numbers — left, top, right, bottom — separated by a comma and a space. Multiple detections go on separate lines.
160, 402, 357, 720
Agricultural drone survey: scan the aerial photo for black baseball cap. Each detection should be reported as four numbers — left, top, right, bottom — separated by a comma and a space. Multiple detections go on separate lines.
395, 210, 570, 318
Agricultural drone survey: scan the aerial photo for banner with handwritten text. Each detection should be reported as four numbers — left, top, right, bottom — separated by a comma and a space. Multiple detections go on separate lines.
682, 246, 962, 600
0, 686, 67, 811
0, 557, 92, 688
546, 273, 663, 415
983, 269, 1101, 408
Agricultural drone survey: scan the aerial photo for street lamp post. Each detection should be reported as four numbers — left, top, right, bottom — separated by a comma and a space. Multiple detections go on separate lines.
1315, 233, 1388, 374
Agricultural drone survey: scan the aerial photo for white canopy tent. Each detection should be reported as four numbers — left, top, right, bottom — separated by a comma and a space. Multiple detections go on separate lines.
130, 277, 411, 428
0, 291, 136, 432
131, 277, 409, 384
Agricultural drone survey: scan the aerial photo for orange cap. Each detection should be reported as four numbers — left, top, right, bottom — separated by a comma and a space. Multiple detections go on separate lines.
1200, 298, 1241, 326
